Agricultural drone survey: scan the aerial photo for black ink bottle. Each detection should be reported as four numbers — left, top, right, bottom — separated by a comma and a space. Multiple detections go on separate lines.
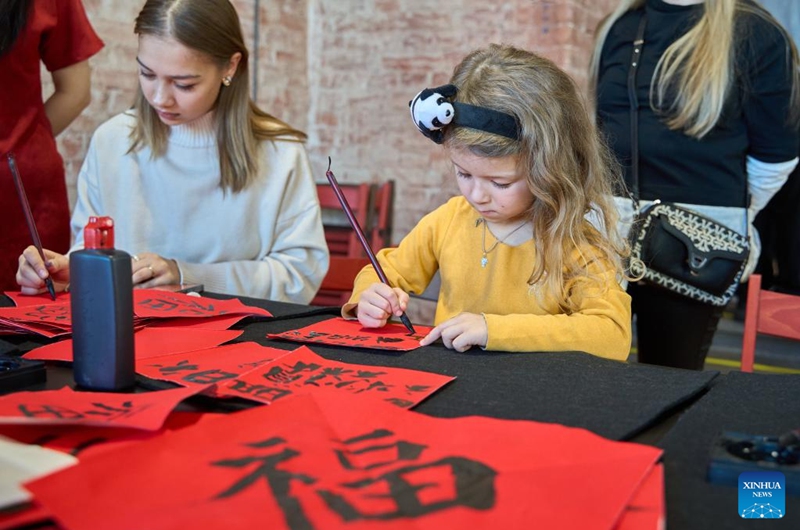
70, 216, 135, 391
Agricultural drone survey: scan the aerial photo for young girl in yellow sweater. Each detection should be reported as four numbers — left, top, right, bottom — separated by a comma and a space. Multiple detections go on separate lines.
344, 44, 632, 360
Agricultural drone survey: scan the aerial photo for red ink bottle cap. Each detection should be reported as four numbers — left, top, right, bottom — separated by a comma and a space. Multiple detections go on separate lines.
84, 216, 115, 249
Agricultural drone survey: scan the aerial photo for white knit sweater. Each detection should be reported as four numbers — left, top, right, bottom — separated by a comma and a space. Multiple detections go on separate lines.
69, 111, 329, 303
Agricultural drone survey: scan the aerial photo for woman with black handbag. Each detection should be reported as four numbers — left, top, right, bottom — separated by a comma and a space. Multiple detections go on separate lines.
590, 0, 800, 370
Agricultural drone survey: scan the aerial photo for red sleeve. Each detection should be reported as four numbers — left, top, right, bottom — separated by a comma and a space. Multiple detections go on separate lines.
39, 0, 104, 72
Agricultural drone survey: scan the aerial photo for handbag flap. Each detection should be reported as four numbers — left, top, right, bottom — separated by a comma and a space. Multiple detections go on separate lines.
649, 205, 749, 273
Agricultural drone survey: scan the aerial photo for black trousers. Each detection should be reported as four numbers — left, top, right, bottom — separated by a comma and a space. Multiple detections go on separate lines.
628, 281, 724, 370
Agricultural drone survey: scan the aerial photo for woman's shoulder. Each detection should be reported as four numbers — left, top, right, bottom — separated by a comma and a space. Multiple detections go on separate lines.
85, 111, 137, 154
260, 135, 307, 153
737, 5, 791, 51
92, 110, 137, 140
257, 135, 310, 173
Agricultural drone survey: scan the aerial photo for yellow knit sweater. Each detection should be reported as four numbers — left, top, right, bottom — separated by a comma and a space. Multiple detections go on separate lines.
345, 197, 631, 360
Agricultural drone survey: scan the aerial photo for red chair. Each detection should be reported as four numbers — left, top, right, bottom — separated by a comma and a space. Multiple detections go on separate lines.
312, 257, 371, 306
369, 180, 394, 251
313, 181, 395, 306
314, 182, 370, 306
740, 274, 800, 372
316, 182, 370, 257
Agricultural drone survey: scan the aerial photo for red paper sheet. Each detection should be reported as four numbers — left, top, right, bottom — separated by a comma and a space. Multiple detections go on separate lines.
137, 342, 290, 395
0, 319, 69, 338
0, 411, 220, 460
220, 346, 453, 408
3, 291, 70, 307
613, 464, 665, 530
145, 314, 248, 330
133, 290, 271, 319
268, 317, 432, 351
22, 327, 243, 362
0, 385, 206, 431
0, 303, 72, 336
0, 290, 267, 337
26, 393, 661, 530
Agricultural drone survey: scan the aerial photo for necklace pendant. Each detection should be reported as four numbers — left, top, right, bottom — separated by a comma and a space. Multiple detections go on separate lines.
481, 255, 488, 268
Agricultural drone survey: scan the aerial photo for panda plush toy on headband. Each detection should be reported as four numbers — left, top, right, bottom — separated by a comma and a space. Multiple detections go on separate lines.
409, 84, 458, 144
409, 83, 520, 144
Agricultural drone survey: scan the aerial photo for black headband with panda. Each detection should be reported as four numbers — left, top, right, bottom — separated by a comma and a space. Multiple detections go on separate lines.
408, 84, 520, 144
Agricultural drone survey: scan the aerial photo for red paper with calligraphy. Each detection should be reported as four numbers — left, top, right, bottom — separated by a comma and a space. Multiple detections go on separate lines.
144, 314, 248, 330
268, 317, 432, 351
0, 302, 72, 337
133, 290, 271, 319
26, 393, 661, 530
137, 342, 290, 396
0, 290, 268, 337
0, 385, 206, 431
219, 346, 453, 408
22, 327, 243, 363
0, 411, 220, 461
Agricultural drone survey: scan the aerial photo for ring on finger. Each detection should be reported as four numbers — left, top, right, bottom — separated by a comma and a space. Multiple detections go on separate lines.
147, 265, 155, 278
132, 254, 140, 262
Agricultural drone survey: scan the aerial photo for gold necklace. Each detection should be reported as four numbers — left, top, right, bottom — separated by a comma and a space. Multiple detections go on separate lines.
479, 218, 529, 268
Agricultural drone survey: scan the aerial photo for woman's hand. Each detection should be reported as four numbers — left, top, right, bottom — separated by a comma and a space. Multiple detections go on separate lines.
420, 312, 488, 352
16, 246, 70, 295
356, 283, 410, 328
131, 252, 180, 288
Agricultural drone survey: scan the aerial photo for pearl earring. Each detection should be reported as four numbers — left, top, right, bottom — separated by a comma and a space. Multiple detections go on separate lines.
222, 76, 232, 86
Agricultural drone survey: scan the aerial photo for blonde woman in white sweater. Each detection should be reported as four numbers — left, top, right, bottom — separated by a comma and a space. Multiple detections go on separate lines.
16, 0, 329, 303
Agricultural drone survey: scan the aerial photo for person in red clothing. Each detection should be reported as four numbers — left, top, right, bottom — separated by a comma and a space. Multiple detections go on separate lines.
0, 0, 103, 291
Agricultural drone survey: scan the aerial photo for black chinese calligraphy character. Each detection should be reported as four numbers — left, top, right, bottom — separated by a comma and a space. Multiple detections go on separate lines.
334, 429, 425, 471
304, 367, 353, 386
318, 456, 497, 520
353, 380, 393, 393
19, 404, 83, 419
83, 401, 134, 418
326, 334, 369, 342
226, 380, 292, 402
152, 360, 199, 375
26, 305, 69, 322
262, 365, 304, 384
384, 398, 414, 408
319, 429, 496, 520
137, 298, 178, 312
183, 369, 238, 385
351, 370, 387, 379
213, 437, 316, 530
137, 297, 220, 316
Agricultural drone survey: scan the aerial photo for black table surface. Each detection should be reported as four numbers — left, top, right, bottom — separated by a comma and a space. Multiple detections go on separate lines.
2, 293, 798, 529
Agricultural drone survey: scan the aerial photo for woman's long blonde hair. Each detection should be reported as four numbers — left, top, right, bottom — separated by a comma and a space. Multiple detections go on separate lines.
589, 0, 800, 138
446, 44, 629, 313
130, 0, 306, 192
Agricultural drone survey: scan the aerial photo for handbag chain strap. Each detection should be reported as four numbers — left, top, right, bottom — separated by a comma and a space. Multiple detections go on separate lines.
627, 11, 648, 211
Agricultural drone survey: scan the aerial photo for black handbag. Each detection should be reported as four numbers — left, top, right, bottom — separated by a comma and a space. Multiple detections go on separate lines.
625, 13, 749, 307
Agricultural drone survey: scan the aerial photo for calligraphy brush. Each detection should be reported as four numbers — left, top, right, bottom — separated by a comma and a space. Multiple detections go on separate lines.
7, 153, 57, 300
325, 157, 416, 334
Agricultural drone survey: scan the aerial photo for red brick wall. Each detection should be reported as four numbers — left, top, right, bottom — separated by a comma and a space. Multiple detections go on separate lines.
47, 0, 615, 243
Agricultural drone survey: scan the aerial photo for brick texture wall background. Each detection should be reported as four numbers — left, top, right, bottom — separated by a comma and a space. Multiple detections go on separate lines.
47, 0, 616, 243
